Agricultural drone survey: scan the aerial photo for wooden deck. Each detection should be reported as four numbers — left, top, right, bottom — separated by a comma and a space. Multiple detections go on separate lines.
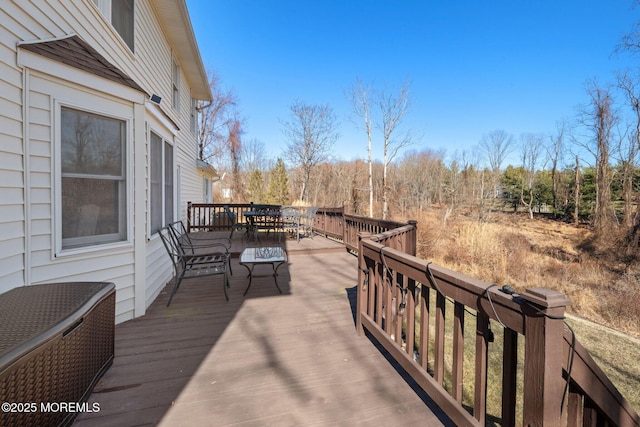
75, 233, 451, 426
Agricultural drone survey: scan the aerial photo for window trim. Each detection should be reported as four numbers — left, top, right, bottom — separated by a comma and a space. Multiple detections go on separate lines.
92, 0, 135, 53
54, 99, 133, 257
149, 128, 176, 236
172, 57, 180, 112
190, 96, 197, 134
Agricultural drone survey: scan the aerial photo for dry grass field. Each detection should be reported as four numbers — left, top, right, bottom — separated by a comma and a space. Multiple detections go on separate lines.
413, 209, 640, 337
408, 208, 640, 414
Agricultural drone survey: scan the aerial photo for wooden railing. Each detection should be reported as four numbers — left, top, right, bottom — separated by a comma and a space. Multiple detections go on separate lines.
313, 207, 344, 241
356, 226, 640, 427
186, 202, 280, 232
186, 203, 639, 426
564, 332, 639, 427
313, 206, 412, 252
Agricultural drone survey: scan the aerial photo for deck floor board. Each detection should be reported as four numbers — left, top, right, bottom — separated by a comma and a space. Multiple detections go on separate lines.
75, 236, 451, 426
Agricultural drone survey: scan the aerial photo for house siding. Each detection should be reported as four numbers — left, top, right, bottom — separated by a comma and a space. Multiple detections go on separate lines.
0, 0, 211, 322
145, 237, 172, 308
25, 72, 138, 322
0, 6, 26, 294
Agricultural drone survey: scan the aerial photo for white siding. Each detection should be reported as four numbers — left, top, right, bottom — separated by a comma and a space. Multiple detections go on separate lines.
0, 7, 26, 293
1, 0, 210, 321
145, 237, 172, 308
25, 72, 137, 320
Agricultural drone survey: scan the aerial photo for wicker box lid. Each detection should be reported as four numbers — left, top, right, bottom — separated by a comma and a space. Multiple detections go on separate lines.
0, 282, 115, 368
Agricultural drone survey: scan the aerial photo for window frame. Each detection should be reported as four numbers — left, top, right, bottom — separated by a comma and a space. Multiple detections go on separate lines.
92, 0, 135, 52
149, 129, 175, 236
54, 100, 132, 255
172, 57, 180, 112
190, 96, 197, 134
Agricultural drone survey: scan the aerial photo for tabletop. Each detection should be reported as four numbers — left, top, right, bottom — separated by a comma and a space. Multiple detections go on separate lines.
240, 247, 287, 263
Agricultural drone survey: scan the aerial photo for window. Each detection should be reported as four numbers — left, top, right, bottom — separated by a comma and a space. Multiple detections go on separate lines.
93, 0, 135, 52
172, 58, 180, 111
61, 107, 127, 249
164, 142, 174, 224
150, 131, 174, 234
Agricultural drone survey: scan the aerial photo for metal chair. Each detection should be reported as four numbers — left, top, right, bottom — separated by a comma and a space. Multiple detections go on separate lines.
281, 207, 301, 242
301, 206, 318, 238
169, 220, 233, 275
170, 220, 231, 248
160, 224, 231, 306
224, 205, 247, 240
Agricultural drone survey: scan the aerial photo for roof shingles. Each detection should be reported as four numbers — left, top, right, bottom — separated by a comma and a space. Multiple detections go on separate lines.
19, 35, 146, 94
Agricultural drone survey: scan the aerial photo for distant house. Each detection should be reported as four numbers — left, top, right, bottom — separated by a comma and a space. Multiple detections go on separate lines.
0, 0, 215, 323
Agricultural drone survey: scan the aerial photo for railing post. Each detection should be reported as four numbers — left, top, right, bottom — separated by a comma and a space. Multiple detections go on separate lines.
341, 205, 347, 247
407, 219, 417, 256
356, 232, 372, 335
521, 288, 571, 427
187, 201, 192, 232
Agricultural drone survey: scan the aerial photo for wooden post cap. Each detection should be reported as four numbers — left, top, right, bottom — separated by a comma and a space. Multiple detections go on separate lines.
521, 288, 571, 309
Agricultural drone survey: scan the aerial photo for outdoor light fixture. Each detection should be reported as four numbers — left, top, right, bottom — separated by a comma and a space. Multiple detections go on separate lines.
150, 94, 161, 104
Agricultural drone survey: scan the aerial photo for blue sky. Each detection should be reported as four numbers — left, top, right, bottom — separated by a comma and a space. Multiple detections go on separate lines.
186, 1, 639, 166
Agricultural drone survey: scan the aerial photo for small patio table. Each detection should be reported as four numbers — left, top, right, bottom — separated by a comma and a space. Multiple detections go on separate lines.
239, 246, 287, 296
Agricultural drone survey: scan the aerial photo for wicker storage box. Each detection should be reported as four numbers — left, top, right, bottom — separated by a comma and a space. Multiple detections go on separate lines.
0, 282, 115, 427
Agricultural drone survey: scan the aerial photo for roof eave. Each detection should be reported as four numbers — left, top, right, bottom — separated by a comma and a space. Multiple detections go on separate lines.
197, 159, 220, 179
152, 0, 211, 101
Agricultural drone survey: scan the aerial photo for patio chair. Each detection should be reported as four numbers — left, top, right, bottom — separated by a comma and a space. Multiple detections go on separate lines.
169, 220, 233, 275
160, 224, 230, 306
281, 207, 301, 242
170, 219, 232, 250
224, 205, 247, 240
301, 206, 318, 238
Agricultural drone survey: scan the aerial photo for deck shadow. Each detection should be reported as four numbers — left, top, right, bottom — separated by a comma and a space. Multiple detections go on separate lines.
344, 285, 454, 426
75, 257, 292, 426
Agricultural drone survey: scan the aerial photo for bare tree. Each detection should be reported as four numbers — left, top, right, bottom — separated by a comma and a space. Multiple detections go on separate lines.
613, 5, 640, 249
576, 80, 618, 233
241, 138, 269, 173
197, 70, 236, 168
376, 80, 415, 219
519, 133, 544, 219
480, 129, 515, 172
346, 78, 375, 217
547, 120, 567, 218
616, 5, 640, 57
443, 156, 462, 225
225, 115, 244, 202
617, 71, 640, 229
573, 155, 581, 225
479, 129, 515, 205
398, 148, 445, 212
281, 100, 339, 203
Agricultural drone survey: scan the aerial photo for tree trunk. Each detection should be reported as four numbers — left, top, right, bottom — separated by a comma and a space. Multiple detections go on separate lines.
382, 161, 389, 220
299, 179, 307, 203
369, 142, 373, 218
573, 156, 580, 225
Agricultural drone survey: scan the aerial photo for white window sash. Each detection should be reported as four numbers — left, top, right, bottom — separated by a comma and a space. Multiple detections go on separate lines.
149, 130, 175, 235
57, 103, 129, 252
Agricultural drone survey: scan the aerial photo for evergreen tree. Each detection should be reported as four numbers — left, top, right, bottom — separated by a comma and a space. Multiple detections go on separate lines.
501, 165, 526, 212
247, 170, 265, 203
267, 158, 290, 205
